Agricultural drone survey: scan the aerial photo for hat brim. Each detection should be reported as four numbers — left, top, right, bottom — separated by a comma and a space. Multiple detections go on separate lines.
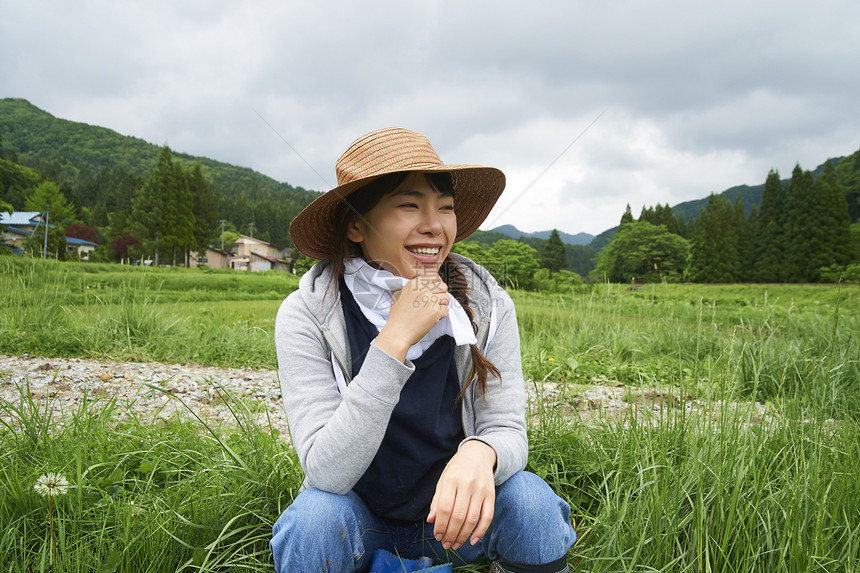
290, 164, 506, 260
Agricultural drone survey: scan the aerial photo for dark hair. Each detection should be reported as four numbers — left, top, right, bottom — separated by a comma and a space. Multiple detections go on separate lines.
328, 171, 409, 280
327, 171, 500, 397
439, 256, 501, 398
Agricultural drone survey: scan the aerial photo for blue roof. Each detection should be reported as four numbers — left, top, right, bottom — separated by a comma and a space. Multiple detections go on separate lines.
2, 216, 98, 246
3, 226, 32, 236
66, 236, 98, 246
0, 211, 41, 226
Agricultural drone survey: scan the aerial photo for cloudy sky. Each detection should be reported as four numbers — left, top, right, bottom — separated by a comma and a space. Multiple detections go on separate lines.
2, 0, 859, 236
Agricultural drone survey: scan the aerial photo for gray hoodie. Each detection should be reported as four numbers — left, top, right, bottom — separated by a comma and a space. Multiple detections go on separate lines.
275, 253, 528, 494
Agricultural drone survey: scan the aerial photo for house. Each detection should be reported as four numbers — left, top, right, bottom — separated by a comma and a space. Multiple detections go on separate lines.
65, 236, 99, 260
1, 225, 28, 254
187, 247, 232, 269
1, 211, 43, 231
230, 235, 293, 272
248, 251, 293, 272
1, 211, 41, 252
2, 211, 45, 253
1, 211, 98, 259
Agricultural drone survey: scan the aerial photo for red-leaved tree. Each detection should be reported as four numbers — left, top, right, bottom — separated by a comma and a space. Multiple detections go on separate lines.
111, 234, 142, 260
65, 223, 99, 244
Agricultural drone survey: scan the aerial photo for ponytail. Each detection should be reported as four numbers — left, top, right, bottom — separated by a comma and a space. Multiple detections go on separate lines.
441, 257, 501, 399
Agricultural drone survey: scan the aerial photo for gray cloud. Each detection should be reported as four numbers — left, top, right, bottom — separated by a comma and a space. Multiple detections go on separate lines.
2, 0, 859, 236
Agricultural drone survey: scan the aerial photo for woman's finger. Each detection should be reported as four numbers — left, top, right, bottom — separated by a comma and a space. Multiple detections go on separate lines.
428, 465, 462, 538
432, 487, 456, 545
427, 488, 439, 524
469, 494, 496, 546
439, 492, 468, 549
450, 495, 484, 550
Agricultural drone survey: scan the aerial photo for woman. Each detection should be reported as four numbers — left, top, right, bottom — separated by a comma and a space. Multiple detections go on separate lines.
271, 128, 575, 572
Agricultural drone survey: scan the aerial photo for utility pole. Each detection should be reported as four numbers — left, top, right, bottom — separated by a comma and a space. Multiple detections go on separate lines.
219, 219, 226, 250
42, 204, 49, 259
248, 222, 254, 238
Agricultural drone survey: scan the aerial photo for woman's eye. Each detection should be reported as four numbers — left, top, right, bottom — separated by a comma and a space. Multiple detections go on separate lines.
441, 204, 455, 211
398, 203, 418, 208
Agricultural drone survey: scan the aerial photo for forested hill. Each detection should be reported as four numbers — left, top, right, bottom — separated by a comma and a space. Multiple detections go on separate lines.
3, 96, 858, 272
0, 98, 320, 248
590, 150, 860, 254
671, 157, 844, 221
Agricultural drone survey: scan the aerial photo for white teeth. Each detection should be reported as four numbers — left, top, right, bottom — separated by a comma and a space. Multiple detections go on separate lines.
408, 247, 440, 255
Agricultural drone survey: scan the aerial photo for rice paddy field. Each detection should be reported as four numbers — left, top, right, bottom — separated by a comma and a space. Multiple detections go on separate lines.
1, 257, 858, 572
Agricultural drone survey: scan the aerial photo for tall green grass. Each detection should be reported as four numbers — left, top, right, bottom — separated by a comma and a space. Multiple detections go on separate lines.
1, 257, 299, 305
3, 380, 857, 570
2, 259, 859, 570
527, 386, 860, 572
515, 282, 859, 419
0, 385, 301, 571
0, 258, 287, 367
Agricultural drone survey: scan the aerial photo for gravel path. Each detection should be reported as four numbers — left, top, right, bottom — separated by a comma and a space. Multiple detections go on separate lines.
0, 354, 288, 436
1, 354, 775, 438
0, 354, 635, 435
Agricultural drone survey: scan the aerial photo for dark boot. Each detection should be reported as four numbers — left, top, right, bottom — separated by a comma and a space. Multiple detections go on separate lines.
489, 559, 569, 573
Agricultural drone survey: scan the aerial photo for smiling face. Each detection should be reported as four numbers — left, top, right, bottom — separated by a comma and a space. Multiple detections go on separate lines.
346, 172, 457, 278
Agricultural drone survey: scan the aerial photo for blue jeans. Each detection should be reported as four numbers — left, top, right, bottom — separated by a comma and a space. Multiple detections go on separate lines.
270, 471, 576, 572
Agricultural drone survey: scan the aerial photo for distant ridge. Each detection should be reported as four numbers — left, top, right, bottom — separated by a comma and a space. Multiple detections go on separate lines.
4, 97, 855, 253
671, 158, 842, 221
593, 155, 851, 251
490, 224, 594, 246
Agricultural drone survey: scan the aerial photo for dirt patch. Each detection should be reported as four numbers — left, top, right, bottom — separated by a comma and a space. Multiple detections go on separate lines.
3, 354, 785, 436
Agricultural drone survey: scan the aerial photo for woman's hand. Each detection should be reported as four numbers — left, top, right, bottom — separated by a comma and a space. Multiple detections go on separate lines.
374, 274, 449, 362
427, 440, 497, 551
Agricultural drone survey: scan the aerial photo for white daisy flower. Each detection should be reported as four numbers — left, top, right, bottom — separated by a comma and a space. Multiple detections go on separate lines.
33, 473, 69, 498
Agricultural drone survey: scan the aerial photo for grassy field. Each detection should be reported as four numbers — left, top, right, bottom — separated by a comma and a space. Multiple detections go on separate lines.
1, 257, 859, 571
0, 258, 293, 368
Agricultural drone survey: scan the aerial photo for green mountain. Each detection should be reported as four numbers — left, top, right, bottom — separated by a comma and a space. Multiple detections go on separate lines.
592, 151, 860, 252
0, 98, 320, 248
672, 183, 764, 221
0, 156, 43, 205
490, 224, 594, 245
589, 226, 618, 252
464, 227, 596, 278
671, 157, 848, 222
486, 154, 859, 255
4, 96, 858, 258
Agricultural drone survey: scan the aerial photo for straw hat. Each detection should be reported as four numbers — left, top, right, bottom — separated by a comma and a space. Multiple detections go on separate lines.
289, 127, 506, 259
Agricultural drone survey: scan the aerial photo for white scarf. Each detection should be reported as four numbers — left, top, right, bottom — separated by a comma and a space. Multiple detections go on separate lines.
343, 257, 477, 360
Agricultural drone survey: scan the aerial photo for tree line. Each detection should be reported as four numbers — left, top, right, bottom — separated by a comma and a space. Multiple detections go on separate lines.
594, 157, 860, 283
1, 142, 316, 263
446, 229, 588, 293
123, 146, 219, 264
2, 139, 218, 263
4, 97, 860, 282
0, 98, 320, 260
